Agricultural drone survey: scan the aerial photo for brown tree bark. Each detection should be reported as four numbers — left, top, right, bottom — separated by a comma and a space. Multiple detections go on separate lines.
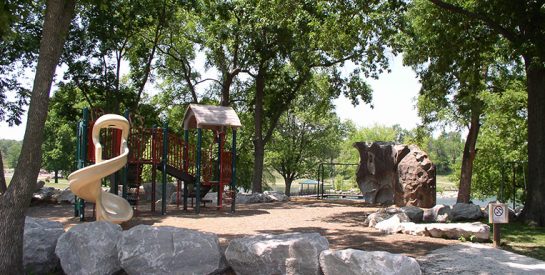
251, 69, 266, 193
457, 104, 481, 203
0, 0, 75, 273
520, 59, 545, 226
0, 150, 6, 194
284, 177, 294, 197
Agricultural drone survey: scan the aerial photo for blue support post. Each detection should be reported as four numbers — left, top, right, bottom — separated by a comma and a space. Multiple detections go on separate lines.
195, 128, 202, 214
161, 122, 168, 215
231, 130, 237, 213
183, 129, 189, 211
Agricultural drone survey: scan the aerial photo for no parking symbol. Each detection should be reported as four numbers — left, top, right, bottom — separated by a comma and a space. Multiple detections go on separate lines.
489, 203, 508, 224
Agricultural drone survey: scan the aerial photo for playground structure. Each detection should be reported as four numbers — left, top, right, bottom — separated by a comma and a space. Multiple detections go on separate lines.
69, 114, 133, 224
74, 104, 240, 220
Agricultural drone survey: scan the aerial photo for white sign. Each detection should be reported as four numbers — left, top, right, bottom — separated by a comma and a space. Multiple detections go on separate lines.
489, 203, 508, 224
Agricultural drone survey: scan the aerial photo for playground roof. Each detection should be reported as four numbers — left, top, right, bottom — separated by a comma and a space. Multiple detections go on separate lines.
299, 179, 319, 185
183, 104, 242, 130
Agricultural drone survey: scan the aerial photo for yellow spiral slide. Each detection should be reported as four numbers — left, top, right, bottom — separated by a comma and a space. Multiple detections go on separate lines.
68, 114, 133, 223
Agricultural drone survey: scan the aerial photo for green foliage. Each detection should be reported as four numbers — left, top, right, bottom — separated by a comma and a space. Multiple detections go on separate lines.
0, 0, 42, 125
0, 139, 22, 168
266, 81, 348, 192
470, 81, 527, 200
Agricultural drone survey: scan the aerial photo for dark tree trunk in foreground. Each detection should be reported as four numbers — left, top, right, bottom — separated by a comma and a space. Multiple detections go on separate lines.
0, 151, 6, 194
0, 0, 75, 273
521, 59, 545, 226
457, 106, 481, 203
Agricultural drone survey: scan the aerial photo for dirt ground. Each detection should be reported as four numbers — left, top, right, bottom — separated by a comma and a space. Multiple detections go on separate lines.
26, 198, 459, 258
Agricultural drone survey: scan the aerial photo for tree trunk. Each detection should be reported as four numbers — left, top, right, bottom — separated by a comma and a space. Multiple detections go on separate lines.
0, 0, 75, 273
457, 104, 481, 203
0, 150, 6, 194
520, 58, 545, 226
54, 170, 59, 183
251, 69, 266, 193
284, 177, 293, 197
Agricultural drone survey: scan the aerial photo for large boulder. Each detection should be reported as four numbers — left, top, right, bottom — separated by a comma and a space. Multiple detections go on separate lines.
423, 222, 490, 241
55, 222, 122, 275
396, 145, 436, 208
364, 210, 393, 227
23, 217, 65, 274
450, 203, 483, 221
354, 142, 435, 207
354, 142, 401, 205
225, 232, 329, 275
118, 225, 225, 275
320, 249, 422, 275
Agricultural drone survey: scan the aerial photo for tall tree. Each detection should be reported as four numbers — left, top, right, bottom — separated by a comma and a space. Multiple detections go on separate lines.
426, 0, 545, 226
268, 75, 346, 195
0, 0, 75, 272
402, 0, 518, 203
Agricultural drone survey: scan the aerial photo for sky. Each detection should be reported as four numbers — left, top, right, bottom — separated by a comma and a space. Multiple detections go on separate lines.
0, 54, 421, 141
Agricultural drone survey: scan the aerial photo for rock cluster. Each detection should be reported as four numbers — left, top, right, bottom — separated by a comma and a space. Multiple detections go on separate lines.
32, 186, 75, 205
22, 219, 422, 275
354, 142, 436, 208
235, 191, 289, 204
364, 204, 490, 241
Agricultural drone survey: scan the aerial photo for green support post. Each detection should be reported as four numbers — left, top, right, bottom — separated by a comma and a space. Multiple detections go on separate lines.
195, 128, 202, 214
231, 130, 237, 213
183, 129, 189, 211
76, 108, 89, 221
217, 132, 222, 205
122, 110, 129, 199
161, 122, 168, 215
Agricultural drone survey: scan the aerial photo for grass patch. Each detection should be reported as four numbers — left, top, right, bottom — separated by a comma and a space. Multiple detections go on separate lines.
44, 178, 70, 190
436, 174, 458, 192
493, 221, 545, 261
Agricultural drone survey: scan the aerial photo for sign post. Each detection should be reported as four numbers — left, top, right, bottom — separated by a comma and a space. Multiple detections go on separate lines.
489, 203, 508, 247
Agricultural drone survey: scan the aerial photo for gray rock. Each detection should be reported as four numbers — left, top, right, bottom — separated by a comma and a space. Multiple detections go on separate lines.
400, 206, 424, 222
264, 191, 289, 202
225, 232, 329, 275
364, 211, 392, 227
320, 249, 422, 275
375, 213, 411, 234
235, 193, 273, 204
419, 222, 490, 241
55, 222, 122, 275
118, 225, 225, 275
34, 180, 46, 192
451, 203, 483, 221
33, 187, 57, 202
23, 217, 65, 274
423, 205, 451, 223
57, 188, 75, 204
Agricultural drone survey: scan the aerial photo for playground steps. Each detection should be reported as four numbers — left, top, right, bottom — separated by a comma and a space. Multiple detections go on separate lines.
155, 164, 211, 199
